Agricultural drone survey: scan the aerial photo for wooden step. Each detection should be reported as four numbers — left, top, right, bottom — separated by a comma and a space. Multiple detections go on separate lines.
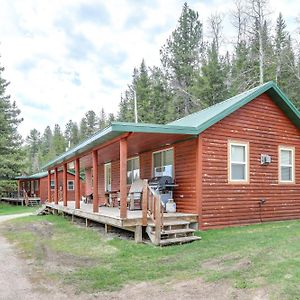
147, 220, 190, 227
161, 228, 195, 235
36, 205, 47, 215
159, 236, 201, 246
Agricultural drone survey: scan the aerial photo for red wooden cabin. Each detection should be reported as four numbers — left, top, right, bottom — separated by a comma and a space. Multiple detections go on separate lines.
16, 170, 85, 203
42, 82, 300, 245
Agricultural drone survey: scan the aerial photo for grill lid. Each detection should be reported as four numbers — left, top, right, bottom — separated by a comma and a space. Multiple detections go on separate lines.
148, 176, 175, 190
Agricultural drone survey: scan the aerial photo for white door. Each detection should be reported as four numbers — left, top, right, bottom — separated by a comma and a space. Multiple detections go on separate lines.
104, 163, 112, 192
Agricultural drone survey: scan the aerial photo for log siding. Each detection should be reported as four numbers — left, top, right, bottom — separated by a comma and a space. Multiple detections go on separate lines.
200, 93, 300, 229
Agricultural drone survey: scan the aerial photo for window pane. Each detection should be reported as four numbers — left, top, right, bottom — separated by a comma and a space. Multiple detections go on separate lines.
127, 171, 132, 184
163, 149, 174, 177
164, 149, 174, 165
133, 157, 139, 170
281, 150, 292, 165
231, 145, 245, 162
231, 164, 245, 180
133, 169, 140, 181
68, 181, 74, 190
153, 152, 162, 169
281, 166, 292, 181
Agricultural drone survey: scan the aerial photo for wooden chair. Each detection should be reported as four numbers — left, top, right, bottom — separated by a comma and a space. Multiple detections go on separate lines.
128, 179, 144, 210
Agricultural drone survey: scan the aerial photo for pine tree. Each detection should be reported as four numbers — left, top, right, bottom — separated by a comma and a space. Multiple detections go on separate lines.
275, 13, 288, 83
70, 122, 80, 146
25, 129, 41, 173
99, 108, 107, 129
52, 124, 66, 155
85, 110, 98, 136
192, 41, 229, 107
107, 113, 115, 124
79, 117, 89, 141
160, 2, 203, 117
65, 120, 79, 147
0, 59, 24, 181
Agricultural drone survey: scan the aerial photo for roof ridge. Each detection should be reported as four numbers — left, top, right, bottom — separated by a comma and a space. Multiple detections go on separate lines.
168, 81, 273, 126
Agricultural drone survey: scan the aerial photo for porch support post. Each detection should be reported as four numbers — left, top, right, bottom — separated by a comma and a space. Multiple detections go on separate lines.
17, 180, 20, 200
119, 138, 128, 219
54, 167, 58, 204
47, 170, 51, 202
196, 135, 203, 229
75, 158, 81, 209
92, 150, 99, 213
63, 163, 68, 207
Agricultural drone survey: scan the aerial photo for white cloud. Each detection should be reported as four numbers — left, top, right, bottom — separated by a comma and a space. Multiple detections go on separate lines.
0, 0, 298, 138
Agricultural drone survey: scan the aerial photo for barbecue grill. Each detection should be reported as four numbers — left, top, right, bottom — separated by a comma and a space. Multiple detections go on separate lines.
148, 176, 177, 207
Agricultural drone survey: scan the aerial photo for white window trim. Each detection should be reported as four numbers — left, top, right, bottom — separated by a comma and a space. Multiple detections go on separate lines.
127, 156, 140, 185
67, 180, 74, 191
152, 147, 174, 177
279, 146, 295, 184
228, 141, 249, 184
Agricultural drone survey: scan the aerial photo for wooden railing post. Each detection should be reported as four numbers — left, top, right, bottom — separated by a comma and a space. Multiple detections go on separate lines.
154, 194, 161, 245
142, 180, 148, 226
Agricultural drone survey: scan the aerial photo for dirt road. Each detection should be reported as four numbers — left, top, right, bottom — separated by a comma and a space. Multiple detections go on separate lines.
0, 213, 79, 300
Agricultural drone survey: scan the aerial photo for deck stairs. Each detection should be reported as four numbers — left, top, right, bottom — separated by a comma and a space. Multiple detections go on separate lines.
146, 217, 201, 246
27, 199, 41, 206
36, 204, 48, 215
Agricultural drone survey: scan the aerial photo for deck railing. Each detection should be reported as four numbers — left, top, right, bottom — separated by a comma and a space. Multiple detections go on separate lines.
142, 179, 164, 245
1, 190, 24, 199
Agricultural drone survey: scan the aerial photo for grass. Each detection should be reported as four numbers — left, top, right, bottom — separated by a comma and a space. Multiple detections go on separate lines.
0, 202, 38, 215
1, 215, 300, 299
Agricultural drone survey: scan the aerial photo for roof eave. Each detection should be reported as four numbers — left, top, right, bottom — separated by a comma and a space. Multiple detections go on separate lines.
42, 123, 197, 170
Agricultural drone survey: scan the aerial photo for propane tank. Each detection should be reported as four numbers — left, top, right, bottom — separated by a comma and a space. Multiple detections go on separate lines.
166, 199, 176, 213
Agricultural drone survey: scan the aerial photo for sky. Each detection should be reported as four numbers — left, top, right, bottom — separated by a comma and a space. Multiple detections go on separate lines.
0, 0, 299, 138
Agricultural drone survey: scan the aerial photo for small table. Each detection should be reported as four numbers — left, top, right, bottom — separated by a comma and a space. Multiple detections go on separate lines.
104, 190, 120, 207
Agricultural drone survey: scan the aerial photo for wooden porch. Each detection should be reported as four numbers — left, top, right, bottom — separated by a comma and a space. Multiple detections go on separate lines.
44, 130, 201, 245
45, 201, 200, 245
1, 191, 41, 206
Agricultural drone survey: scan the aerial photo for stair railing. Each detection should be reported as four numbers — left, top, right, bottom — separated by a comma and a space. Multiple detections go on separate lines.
142, 179, 164, 245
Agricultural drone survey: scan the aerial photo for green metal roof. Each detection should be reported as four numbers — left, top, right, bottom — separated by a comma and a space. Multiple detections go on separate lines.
168, 81, 300, 131
42, 122, 198, 169
15, 170, 84, 180
43, 81, 300, 170
15, 171, 48, 180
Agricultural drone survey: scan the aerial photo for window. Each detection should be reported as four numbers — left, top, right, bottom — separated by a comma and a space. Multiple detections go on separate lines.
153, 148, 174, 177
279, 146, 295, 183
229, 141, 249, 183
127, 157, 140, 184
104, 163, 112, 192
67, 180, 74, 191
34, 180, 39, 191
50, 180, 55, 190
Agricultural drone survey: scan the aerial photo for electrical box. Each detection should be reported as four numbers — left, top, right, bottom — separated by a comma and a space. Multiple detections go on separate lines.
261, 154, 272, 165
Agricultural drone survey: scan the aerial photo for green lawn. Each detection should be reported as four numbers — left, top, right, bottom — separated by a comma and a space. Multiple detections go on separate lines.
1, 215, 300, 299
0, 202, 38, 215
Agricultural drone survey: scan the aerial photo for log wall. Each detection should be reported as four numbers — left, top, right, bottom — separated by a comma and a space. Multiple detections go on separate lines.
200, 93, 300, 229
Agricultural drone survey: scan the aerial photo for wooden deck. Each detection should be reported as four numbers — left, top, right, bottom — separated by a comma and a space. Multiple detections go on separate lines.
46, 201, 198, 233
1, 197, 41, 206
